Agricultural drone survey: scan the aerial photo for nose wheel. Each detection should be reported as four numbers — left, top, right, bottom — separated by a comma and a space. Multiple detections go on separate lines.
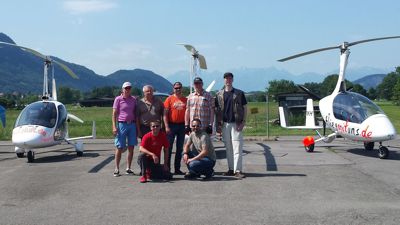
378, 143, 389, 159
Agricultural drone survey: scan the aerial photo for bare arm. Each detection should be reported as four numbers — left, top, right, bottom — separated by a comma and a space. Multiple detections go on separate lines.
139, 146, 159, 164
112, 109, 118, 136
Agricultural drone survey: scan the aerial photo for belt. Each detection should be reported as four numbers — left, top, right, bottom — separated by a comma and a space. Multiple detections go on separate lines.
118, 120, 136, 124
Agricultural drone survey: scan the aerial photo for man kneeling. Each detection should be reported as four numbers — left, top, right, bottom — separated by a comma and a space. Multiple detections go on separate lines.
183, 118, 216, 180
138, 121, 173, 183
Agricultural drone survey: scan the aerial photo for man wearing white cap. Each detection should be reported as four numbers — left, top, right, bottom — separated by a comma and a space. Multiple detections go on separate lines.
112, 81, 138, 177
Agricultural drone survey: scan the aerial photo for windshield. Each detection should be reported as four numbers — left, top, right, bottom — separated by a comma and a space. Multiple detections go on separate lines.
333, 92, 384, 124
15, 102, 57, 128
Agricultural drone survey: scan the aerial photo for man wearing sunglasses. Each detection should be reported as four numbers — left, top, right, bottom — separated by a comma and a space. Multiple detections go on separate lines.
163, 82, 187, 175
182, 118, 216, 180
138, 120, 172, 183
112, 81, 138, 177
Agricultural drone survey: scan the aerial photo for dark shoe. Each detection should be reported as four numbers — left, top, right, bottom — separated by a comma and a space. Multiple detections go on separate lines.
174, 170, 185, 175
234, 171, 246, 179
184, 172, 198, 180
125, 168, 135, 175
222, 170, 234, 176
203, 171, 214, 180
113, 169, 120, 177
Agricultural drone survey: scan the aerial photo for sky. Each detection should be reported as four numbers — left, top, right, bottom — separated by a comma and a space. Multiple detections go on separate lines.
1, 0, 400, 77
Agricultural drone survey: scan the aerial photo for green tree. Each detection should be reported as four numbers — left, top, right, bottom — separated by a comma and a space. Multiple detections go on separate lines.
376, 67, 400, 100
350, 84, 367, 96
267, 79, 297, 101
392, 78, 400, 105
319, 74, 352, 97
58, 86, 81, 104
303, 82, 322, 98
367, 87, 377, 100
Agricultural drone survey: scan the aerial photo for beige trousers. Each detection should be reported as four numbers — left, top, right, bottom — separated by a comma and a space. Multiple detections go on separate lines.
222, 122, 243, 172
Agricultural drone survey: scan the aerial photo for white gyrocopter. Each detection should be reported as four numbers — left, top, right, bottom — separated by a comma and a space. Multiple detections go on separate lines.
0, 41, 96, 163
278, 36, 399, 159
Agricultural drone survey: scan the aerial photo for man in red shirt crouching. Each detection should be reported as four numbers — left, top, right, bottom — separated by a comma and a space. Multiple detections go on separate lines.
137, 120, 173, 183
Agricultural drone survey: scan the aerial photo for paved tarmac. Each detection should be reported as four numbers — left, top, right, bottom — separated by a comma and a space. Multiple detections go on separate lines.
0, 136, 400, 225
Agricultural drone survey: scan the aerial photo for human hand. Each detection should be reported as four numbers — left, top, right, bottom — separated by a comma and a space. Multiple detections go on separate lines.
112, 127, 118, 136
236, 122, 245, 132
165, 126, 171, 135
183, 153, 189, 164
152, 155, 159, 164
185, 125, 191, 135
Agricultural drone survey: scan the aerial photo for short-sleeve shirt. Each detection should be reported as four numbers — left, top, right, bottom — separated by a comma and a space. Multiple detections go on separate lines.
136, 97, 164, 126
164, 95, 187, 124
188, 131, 216, 161
113, 95, 137, 122
187, 90, 214, 126
140, 131, 169, 159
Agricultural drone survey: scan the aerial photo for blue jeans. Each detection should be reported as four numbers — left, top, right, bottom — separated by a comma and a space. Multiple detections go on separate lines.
187, 152, 215, 176
167, 123, 185, 171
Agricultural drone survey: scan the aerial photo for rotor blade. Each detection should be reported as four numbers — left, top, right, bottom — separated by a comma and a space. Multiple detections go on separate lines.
0, 41, 47, 59
278, 46, 340, 62
198, 54, 207, 69
52, 60, 79, 79
348, 36, 400, 47
177, 43, 196, 53
68, 113, 84, 123
0, 41, 79, 79
205, 80, 216, 92
298, 85, 321, 100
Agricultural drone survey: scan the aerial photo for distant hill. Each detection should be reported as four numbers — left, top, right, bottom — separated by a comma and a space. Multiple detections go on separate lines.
352, 74, 387, 90
166, 68, 390, 92
0, 33, 172, 94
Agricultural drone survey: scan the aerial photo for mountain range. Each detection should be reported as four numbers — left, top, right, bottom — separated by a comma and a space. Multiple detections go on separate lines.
0, 33, 172, 94
0, 33, 391, 94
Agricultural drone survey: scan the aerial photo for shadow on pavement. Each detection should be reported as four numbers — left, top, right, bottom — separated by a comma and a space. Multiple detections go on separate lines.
33, 152, 99, 163
257, 143, 277, 171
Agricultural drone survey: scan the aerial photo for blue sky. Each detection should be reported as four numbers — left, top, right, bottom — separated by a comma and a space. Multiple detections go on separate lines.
1, 0, 399, 77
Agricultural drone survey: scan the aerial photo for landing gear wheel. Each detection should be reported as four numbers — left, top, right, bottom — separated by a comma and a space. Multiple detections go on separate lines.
16, 152, 24, 158
364, 142, 374, 151
76, 151, 83, 157
27, 151, 34, 163
305, 144, 314, 152
378, 146, 389, 159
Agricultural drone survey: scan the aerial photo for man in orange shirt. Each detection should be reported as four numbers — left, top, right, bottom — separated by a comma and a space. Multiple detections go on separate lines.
163, 82, 187, 175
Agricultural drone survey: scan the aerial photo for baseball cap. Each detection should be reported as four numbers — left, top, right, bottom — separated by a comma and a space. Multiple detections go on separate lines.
122, 81, 132, 88
193, 77, 203, 83
223, 72, 234, 78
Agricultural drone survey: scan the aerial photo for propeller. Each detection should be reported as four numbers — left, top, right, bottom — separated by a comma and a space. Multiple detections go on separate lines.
278, 36, 400, 62
177, 43, 207, 69
0, 41, 79, 79
297, 85, 321, 100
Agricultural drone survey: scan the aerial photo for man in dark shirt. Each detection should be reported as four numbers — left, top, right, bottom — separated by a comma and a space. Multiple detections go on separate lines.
215, 72, 247, 179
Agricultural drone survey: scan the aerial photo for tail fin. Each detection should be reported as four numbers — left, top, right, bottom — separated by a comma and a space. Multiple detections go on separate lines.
279, 98, 322, 129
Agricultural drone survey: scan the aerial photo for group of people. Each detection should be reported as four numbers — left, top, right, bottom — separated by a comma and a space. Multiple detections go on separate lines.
112, 72, 247, 183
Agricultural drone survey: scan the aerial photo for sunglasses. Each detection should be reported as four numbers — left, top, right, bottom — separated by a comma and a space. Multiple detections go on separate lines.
151, 125, 160, 128
174, 87, 182, 90
192, 125, 201, 128
124, 87, 131, 90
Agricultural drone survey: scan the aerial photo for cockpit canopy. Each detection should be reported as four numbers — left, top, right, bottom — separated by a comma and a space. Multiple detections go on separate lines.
333, 92, 384, 124
15, 101, 57, 128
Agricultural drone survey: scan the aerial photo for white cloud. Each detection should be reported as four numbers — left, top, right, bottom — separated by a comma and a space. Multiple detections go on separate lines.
63, 0, 117, 14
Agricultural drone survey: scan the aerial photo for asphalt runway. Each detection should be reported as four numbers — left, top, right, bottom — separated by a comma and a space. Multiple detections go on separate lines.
1, 136, 400, 225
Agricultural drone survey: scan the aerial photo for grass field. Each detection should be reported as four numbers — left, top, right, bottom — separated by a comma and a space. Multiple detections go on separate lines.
1, 101, 399, 140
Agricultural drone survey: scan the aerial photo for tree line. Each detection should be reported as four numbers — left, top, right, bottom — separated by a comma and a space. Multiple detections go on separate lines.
1, 66, 399, 107
266, 66, 400, 105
